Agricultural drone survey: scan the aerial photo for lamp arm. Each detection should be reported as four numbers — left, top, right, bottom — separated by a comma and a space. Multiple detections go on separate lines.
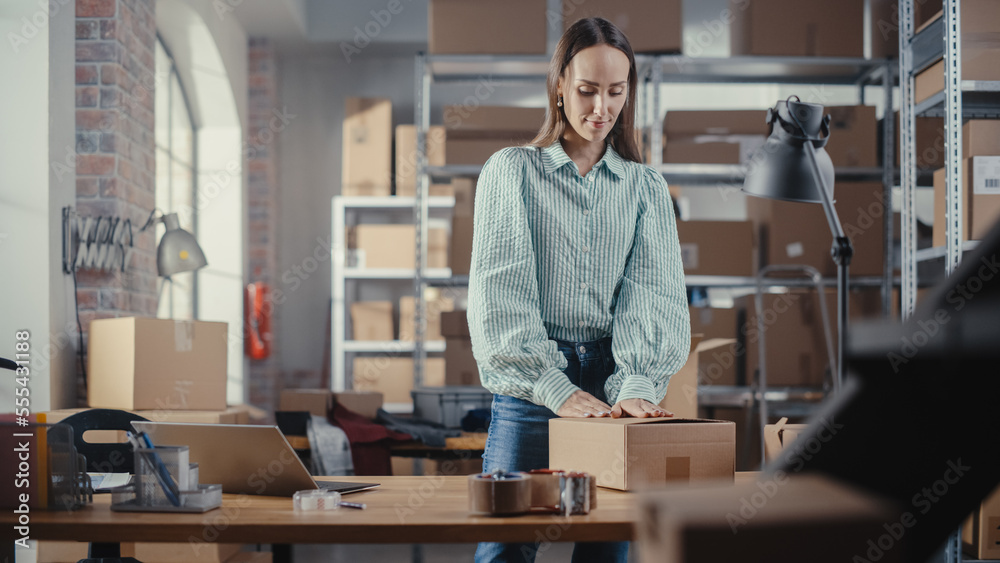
802, 137, 853, 390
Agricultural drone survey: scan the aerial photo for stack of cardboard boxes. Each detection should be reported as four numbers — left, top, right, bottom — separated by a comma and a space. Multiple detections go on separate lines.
343, 98, 543, 409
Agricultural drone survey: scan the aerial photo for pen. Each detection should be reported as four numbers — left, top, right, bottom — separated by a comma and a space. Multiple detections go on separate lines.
339, 501, 366, 510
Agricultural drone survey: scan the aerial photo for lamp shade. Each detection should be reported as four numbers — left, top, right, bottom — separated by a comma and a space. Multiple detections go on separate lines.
743, 99, 835, 204
157, 212, 207, 277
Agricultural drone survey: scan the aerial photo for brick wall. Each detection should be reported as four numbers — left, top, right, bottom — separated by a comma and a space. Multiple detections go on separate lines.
246, 38, 286, 407
74, 0, 158, 402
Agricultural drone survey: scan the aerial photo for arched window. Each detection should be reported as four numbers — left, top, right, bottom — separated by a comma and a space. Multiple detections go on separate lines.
155, 37, 197, 320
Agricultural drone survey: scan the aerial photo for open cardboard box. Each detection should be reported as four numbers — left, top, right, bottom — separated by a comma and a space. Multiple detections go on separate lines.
549, 417, 735, 491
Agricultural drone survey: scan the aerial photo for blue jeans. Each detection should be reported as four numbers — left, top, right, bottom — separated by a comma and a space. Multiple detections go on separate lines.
475, 337, 629, 563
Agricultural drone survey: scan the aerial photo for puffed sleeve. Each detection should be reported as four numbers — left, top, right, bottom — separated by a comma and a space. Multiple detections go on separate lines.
604, 166, 691, 406
466, 148, 579, 413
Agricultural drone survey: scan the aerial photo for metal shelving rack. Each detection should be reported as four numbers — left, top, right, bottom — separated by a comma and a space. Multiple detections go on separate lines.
330, 195, 456, 412
899, 0, 1000, 318
898, 1, 1000, 561
411, 52, 898, 426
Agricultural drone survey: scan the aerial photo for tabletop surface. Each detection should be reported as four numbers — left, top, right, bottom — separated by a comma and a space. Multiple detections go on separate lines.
7, 476, 637, 544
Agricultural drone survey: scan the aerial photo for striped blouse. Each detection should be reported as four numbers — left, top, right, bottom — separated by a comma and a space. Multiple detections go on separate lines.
467, 141, 691, 413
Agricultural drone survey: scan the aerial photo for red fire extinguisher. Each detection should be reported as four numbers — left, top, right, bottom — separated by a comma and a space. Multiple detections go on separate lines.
244, 282, 272, 360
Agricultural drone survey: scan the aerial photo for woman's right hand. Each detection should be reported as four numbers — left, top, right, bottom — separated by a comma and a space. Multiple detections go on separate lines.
556, 390, 613, 418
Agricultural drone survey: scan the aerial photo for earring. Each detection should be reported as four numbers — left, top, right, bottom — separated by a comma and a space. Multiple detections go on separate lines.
557, 96, 563, 107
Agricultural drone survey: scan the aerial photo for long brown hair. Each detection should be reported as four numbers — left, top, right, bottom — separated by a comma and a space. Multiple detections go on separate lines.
529, 17, 642, 163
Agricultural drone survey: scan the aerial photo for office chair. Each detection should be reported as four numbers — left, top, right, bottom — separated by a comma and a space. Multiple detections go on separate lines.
58, 408, 149, 563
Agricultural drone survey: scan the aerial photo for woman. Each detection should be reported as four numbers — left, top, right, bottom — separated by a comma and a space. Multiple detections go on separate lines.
467, 17, 691, 563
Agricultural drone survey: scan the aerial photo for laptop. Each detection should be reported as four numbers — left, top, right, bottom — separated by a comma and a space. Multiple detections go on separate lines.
131, 422, 379, 497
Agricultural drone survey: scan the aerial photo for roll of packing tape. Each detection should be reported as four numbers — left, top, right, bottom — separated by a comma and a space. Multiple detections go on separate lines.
468, 471, 532, 516
527, 469, 564, 511
559, 472, 592, 516
526, 469, 596, 515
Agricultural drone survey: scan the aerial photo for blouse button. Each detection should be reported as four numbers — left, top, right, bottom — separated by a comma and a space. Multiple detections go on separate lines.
583, 209, 590, 216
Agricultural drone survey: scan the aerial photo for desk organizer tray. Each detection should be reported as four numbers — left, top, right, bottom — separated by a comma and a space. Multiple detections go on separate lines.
109, 483, 222, 513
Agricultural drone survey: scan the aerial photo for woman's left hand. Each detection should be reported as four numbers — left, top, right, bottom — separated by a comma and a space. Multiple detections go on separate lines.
610, 399, 673, 418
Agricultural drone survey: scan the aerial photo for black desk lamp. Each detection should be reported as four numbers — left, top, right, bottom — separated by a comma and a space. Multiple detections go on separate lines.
743, 96, 853, 388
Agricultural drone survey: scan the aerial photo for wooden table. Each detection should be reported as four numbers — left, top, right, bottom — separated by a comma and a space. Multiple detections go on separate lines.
3, 476, 635, 562
390, 432, 488, 460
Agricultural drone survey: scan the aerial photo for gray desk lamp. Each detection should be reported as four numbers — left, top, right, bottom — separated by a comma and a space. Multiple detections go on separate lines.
139, 210, 208, 303
742, 96, 853, 388
156, 212, 207, 276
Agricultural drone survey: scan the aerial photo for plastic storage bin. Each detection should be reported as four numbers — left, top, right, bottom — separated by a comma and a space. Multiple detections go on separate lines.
411, 385, 492, 428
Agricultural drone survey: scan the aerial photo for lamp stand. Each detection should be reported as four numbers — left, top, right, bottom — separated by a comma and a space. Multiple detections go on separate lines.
802, 141, 854, 388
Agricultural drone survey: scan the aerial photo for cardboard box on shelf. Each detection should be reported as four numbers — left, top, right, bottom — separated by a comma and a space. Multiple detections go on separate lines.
87, 318, 227, 411
636, 474, 903, 563
664, 110, 769, 138
350, 301, 394, 341
429, 226, 449, 268
441, 310, 479, 386
442, 106, 543, 165
343, 97, 391, 197
278, 389, 332, 417
699, 406, 760, 471
350, 225, 413, 268
352, 357, 445, 405
440, 310, 471, 338
550, 417, 735, 491
913, 0, 1000, 104
395, 125, 448, 197
730, 0, 864, 57
561, 0, 682, 54
888, 112, 946, 169
676, 220, 755, 276
428, 0, 546, 55
748, 181, 885, 277
399, 291, 455, 341
964, 120, 1000, 158
689, 306, 740, 341
763, 417, 809, 462
449, 215, 475, 275
658, 335, 703, 419
452, 177, 477, 217
962, 484, 1000, 560
444, 132, 535, 165
933, 157, 1000, 247
824, 105, 877, 168
350, 225, 449, 269
870, 0, 899, 59
697, 338, 739, 387
334, 391, 384, 420
444, 336, 480, 386
279, 389, 383, 419
444, 106, 545, 132
737, 287, 882, 387
664, 141, 741, 165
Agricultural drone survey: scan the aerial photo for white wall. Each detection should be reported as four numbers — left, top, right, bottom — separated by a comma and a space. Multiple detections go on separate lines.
0, 0, 77, 412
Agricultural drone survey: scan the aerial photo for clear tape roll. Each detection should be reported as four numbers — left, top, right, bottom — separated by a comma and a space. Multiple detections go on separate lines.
467, 472, 532, 516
